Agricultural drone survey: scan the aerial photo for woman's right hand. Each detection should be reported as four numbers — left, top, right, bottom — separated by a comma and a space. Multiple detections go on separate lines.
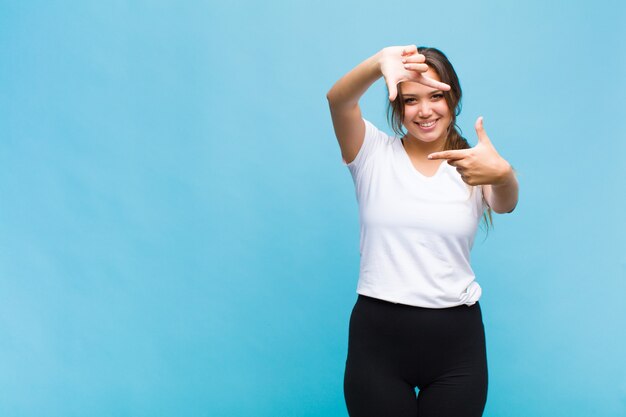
379, 45, 451, 101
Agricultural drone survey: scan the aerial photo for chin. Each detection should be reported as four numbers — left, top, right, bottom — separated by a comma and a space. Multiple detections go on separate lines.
410, 131, 446, 144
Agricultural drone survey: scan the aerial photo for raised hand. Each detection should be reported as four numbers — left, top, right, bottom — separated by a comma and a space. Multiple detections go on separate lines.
380, 45, 451, 101
427, 117, 513, 186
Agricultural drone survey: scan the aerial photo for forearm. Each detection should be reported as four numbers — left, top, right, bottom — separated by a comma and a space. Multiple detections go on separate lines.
484, 167, 519, 213
326, 51, 383, 110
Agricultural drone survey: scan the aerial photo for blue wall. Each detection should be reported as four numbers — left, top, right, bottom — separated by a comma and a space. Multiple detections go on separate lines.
1, 1, 625, 416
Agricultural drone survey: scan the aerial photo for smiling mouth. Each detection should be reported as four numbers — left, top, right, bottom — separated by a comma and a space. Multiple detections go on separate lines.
414, 119, 438, 129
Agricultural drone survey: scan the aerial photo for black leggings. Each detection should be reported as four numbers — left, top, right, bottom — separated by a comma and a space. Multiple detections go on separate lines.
344, 295, 488, 417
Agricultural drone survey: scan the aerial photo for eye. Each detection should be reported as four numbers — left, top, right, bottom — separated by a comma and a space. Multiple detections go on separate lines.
431, 93, 444, 101
404, 98, 416, 104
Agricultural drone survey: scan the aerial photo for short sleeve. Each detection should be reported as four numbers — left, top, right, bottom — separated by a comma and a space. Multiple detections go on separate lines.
344, 119, 388, 179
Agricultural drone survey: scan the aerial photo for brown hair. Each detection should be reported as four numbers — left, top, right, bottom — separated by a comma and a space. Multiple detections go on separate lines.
387, 46, 492, 228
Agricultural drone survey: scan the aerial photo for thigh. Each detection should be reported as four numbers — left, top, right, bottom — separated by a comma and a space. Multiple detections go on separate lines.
416, 368, 487, 417
343, 296, 418, 417
416, 304, 488, 417
344, 364, 417, 417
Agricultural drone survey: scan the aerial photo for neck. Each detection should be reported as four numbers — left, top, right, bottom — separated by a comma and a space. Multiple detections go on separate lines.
402, 134, 446, 158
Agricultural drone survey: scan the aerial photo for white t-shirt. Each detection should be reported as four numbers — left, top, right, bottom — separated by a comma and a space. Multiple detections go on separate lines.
345, 119, 487, 308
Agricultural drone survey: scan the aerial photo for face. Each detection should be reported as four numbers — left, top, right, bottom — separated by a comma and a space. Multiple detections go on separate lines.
400, 68, 452, 145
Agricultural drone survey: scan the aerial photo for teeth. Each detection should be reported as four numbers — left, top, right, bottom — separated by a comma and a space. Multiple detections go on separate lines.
419, 120, 436, 127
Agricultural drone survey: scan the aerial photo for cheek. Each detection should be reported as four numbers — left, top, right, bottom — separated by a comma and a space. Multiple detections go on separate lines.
402, 107, 417, 121
437, 103, 452, 119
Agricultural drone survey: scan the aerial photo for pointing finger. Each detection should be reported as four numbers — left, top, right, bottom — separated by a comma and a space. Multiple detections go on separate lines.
428, 149, 468, 160
449, 159, 468, 168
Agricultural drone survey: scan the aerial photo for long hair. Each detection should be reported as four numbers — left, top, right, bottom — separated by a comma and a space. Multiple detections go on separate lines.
386, 47, 493, 229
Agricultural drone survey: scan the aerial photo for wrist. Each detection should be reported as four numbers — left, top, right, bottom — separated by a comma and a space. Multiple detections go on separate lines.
372, 49, 387, 75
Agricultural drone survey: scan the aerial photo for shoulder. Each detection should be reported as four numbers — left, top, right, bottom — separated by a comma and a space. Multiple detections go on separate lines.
344, 119, 395, 168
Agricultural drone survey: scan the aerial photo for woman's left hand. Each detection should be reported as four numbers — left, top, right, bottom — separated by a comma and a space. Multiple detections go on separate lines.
428, 117, 513, 186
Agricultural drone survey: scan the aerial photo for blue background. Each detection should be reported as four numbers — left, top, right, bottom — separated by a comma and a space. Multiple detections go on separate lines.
1, 1, 625, 416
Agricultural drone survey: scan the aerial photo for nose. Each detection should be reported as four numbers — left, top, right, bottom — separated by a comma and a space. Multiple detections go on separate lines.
417, 101, 432, 118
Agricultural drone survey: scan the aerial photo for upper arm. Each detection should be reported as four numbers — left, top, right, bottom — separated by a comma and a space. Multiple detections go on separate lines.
327, 100, 365, 165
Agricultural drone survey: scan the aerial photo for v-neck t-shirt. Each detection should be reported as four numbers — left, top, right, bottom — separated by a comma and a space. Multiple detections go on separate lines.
344, 119, 486, 308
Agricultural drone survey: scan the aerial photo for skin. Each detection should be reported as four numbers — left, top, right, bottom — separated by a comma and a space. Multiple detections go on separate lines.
326, 44, 518, 214
398, 69, 453, 176
429, 116, 518, 213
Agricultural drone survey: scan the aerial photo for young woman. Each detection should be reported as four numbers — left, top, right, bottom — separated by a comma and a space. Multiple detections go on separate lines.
326, 45, 519, 417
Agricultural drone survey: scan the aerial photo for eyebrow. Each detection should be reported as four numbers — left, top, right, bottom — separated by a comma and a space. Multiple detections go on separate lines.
402, 90, 444, 97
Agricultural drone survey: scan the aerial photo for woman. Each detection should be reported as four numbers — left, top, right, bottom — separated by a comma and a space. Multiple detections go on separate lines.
326, 45, 519, 416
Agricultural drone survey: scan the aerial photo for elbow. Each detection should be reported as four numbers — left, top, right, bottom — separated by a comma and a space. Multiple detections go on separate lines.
505, 202, 518, 214
326, 85, 347, 108
490, 200, 518, 214
492, 206, 516, 214
326, 89, 337, 106
485, 177, 519, 214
